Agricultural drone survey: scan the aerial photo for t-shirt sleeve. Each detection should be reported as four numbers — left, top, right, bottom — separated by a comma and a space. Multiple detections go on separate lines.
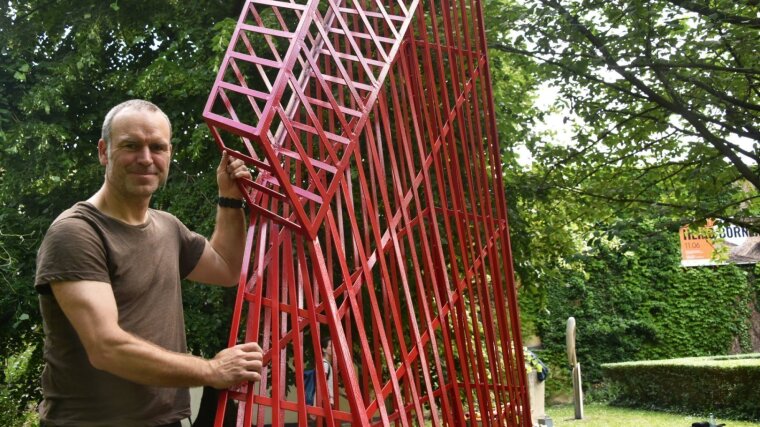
35, 218, 110, 293
175, 219, 207, 279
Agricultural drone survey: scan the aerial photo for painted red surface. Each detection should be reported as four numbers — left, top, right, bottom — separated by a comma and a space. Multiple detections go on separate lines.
204, 0, 530, 425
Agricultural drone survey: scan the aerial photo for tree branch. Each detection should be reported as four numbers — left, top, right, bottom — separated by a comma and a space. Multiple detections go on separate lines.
624, 59, 760, 76
556, 184, 695, 210
666, 0, 760, 29
671, 73, 760, 112
715, 209, 760, 234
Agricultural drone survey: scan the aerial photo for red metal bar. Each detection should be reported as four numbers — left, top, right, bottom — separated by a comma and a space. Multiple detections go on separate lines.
205, 0, 531, 424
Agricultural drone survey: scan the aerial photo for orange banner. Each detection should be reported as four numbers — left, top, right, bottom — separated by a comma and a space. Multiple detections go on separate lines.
679, 222, 716, 266
679, 219, 760, 266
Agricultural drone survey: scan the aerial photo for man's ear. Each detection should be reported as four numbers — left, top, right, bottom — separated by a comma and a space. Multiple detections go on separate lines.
97, 139, 108, 166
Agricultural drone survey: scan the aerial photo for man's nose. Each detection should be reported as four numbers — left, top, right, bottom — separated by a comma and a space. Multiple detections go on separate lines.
135, 146, 153, 164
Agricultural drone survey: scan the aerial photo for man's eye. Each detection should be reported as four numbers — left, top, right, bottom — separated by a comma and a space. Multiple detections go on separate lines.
151, 144, 169, 152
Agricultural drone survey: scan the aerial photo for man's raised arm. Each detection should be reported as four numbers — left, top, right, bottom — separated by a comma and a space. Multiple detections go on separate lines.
188, 151, 250, 286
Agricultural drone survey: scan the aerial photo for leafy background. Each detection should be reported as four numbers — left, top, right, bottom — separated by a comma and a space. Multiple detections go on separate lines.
1, 0, 759, 424
518, 218, 759, 402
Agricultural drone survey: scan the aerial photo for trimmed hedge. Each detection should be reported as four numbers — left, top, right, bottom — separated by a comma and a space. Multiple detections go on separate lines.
602, 354, 760, 420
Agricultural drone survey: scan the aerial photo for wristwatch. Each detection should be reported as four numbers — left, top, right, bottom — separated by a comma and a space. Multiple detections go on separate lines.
218, 196, 245, 209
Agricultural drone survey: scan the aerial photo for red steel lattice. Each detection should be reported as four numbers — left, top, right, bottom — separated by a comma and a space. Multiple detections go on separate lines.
203, 0, 530, 424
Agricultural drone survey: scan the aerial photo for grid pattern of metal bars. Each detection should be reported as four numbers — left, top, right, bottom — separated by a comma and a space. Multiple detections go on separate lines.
203, 0, 530, 424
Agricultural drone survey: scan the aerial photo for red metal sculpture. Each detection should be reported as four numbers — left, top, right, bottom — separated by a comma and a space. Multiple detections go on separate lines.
203, 0, 530, 425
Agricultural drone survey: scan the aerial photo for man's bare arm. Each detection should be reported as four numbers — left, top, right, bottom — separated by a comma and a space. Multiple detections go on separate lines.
187, 151, 249, 286
51, 279, 261, 388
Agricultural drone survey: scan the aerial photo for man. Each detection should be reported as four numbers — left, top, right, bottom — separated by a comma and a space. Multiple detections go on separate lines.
35, 99, 262, 426
308, 336, 334, 425
321, 336, 334, 408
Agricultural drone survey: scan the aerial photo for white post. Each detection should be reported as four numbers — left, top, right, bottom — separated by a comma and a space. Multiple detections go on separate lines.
567, 317, 583, 419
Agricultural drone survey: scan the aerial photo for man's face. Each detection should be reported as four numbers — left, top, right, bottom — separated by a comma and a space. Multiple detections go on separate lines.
98, 108, 172, 199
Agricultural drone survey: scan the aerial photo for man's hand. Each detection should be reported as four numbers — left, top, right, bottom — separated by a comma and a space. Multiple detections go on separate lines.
217, 151, 251, 199
207, 342, 264, 389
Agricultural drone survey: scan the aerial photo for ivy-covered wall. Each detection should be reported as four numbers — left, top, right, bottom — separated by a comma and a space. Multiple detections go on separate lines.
518, 220, 760, 400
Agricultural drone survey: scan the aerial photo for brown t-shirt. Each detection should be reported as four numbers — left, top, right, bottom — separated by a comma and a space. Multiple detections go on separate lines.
35, 202, 206, 426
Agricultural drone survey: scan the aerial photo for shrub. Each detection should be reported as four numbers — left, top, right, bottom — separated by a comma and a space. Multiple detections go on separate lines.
1, 342, 41, 426
602, 353, 760, 421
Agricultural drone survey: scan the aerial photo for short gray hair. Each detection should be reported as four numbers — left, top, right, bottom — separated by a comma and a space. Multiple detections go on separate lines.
101, 99, 172, 145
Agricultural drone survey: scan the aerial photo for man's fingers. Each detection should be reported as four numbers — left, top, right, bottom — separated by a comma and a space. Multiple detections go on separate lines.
217, 151, 230, 173
237, 341, 262, 353
244, 352, 262, 362
209, 342, 265, 388
239, 350, 262, 383
237, 341, 263, 370
221, 156, 251, 181
231, 164, 249, 178
218, 152, 246, 174
225, 158, 240, 172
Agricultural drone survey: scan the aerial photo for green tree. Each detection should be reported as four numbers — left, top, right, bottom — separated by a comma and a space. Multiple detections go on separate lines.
483, 4, 596, 341
0, 1, 247, 419
488, 0, 760, 228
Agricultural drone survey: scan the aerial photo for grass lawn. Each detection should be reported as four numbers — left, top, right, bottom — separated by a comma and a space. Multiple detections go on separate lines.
544, 403, 760, 427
